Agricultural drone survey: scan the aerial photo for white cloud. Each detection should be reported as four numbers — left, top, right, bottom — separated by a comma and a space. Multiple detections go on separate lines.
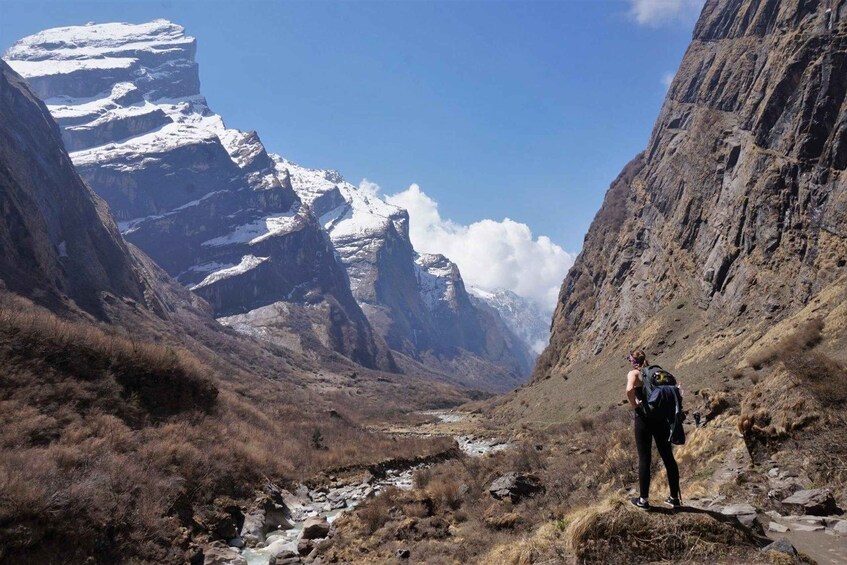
385, 183, 575, 314
358, 178, 381, 196
627, 0, 705, 27
661, 71, 675, 90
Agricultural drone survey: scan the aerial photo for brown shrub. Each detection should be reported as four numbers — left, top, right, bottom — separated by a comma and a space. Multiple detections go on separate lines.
0, 297, 457, 563
414, 467, 432, 489
747, 317, 824, 370
783, 350, 847, 406
357, 488, 398, 534
427, 475, 464, 512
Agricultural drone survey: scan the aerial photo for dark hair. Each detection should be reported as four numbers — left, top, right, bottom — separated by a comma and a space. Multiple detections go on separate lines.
628, 349, 647, 367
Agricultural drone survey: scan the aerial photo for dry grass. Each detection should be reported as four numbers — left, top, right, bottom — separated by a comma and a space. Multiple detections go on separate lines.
0, 296, 457, 563
562, 494, 762, 564
747, 318, 824, 370
326, 403, 773, 564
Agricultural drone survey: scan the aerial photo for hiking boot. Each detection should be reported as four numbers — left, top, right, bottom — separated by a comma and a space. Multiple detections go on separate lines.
665, 496, 681, 508
630, 496, 650, 509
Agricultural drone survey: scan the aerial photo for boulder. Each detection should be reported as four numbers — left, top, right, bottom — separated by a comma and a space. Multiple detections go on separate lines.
781, 488, 839, 516
203, 544, 248, 565
240, 512, 266, 546
834, 520, 847, 535
264, 539, 298, 560
761, 537, 798, 559
768, 522, 788, 533
488, 473, 543, 503
301, 517, 331, 540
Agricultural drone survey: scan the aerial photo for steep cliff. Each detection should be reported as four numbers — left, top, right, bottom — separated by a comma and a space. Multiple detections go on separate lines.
0, 60, 156, 318
4, 21, 393, 370
515, 0, 847, 421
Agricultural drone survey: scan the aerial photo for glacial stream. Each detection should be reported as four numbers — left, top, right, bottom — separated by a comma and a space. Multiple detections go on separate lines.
241, 411, 509, 565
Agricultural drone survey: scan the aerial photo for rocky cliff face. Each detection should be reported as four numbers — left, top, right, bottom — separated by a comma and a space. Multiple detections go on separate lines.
525, 0, 847, 416
285, 158, 533, 391
4, 20, 393, 370
0, 59, 157, 318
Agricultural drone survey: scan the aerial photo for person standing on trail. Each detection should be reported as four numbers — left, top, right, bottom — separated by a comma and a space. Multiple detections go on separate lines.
626, 349, 681, 509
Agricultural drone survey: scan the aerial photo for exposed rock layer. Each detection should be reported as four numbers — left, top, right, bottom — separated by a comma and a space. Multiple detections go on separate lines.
0, 60, 153, 318
4, 21, 393, 370
528, 0, 847, 414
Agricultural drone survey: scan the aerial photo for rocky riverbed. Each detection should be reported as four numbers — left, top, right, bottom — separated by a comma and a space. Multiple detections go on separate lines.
212, 411, 510, 564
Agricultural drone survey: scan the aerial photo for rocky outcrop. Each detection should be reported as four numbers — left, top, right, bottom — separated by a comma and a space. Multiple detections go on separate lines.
0, 60, 156, 318
488, 472, 543, 503
534, 1, 847, 393
4, 21, 392, 370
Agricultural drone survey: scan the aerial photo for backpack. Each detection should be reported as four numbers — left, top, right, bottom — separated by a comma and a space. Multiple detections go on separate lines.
640, 365, 686, 445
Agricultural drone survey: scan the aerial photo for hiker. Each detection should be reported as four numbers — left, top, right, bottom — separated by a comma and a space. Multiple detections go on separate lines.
626, 349, 681, 509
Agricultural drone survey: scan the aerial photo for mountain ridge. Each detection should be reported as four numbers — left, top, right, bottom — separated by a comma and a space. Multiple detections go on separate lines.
501, 0, 847, 422
4, 19, 544, 391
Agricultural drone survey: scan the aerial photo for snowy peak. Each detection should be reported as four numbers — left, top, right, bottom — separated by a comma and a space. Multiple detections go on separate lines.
469, 287, 551, 355
277, 156, 409, 241
5, 19, 194, 67
5, 20, 199, 101
3, 19, 396, 371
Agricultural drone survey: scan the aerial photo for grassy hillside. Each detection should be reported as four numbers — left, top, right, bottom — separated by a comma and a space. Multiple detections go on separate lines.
0, 293, 462, 563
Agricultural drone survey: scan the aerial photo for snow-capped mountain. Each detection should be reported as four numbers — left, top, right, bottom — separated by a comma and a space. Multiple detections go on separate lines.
4, 20, 394, 371
469, 287, 551, 355
281, 158, 534, 391
4, 19, 536, 390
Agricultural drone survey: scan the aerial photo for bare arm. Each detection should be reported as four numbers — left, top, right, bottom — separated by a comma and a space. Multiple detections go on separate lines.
626, 369, 640, 409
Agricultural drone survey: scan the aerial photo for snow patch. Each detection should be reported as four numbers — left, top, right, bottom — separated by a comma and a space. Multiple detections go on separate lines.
190, 255, 269, 289
200, 208, 301, 248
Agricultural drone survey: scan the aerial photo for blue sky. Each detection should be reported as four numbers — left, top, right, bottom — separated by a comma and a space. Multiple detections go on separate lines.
0, 0, 704, 308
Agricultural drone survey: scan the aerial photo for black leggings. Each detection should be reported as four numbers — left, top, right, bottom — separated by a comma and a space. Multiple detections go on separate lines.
634, 412, 680, 500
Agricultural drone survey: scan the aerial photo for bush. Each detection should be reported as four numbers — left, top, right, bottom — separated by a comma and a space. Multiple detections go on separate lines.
747, 318, 824, 370
358, 489, 397, 534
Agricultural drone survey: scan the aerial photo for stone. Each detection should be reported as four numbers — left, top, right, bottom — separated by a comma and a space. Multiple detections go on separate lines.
227, 537, 244, 549
833, 520, 847, 535
203, 545, 248, 565
264, 539, 298, 560
768, 522, 788, 533
781, 489, 839, 516
761, 537, 798, 557
736, 513, 758, 528
789, 523, 825, 532
240, 512, 266, 546
297, 538, 314, 556
301, 517, 331, 540
765, 510, 783, 521
488, 473, 543, 503
720, 503, 757, 516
